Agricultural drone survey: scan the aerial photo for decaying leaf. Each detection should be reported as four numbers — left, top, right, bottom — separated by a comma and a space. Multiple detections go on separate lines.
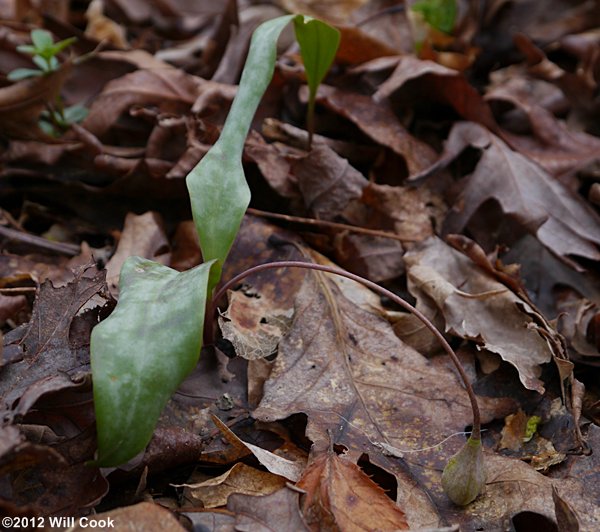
219, 289, 293, 360
404, 237, 556, 393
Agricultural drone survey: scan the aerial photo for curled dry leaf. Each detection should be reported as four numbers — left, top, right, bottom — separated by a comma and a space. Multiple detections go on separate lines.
373, 56, 497, 131
404, 237, 556, 393
315, 85, 438, 174
418, 122, 600, 264
297, 449, 409, 531
180, 462, 287, 508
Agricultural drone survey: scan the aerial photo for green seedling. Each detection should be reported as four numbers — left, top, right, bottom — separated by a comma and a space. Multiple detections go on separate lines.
411, 0, 457, 34
293, 17, 340, 148
9, 29, 86, 137
90, 14, 484, 506
8, 29, 76, 81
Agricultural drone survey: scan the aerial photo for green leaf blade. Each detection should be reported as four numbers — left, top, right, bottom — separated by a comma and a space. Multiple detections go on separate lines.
293, 17, 340, 99
186, 15, 294, 291
30, 29, 54, 53
91, 257, 214, 466
412, 0, 457, 34
7, 68, 44, 81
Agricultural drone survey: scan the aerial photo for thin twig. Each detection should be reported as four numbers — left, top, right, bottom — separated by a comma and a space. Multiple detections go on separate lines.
210, 260, 481, 440
246, 208, 415, 242
0, 226, 80, 256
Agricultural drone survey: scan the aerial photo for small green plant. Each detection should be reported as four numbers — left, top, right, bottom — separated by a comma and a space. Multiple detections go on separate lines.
8, 29, 86, 136
8, 29, 76, 81
411, 0, 457, 34
89, 13, 484, 505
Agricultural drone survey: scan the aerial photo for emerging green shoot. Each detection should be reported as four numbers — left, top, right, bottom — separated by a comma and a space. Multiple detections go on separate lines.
293, 17, 340, 148
411, 0, 457, 34
9, 29, 76, 81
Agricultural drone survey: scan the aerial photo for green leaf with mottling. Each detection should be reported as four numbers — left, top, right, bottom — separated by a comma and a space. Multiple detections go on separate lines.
90, 257, 214, 466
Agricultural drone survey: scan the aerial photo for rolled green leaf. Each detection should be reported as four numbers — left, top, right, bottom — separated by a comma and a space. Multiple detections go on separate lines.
91, 258, 214, 466
186, 15, 294, 291
293, 16, 340, 147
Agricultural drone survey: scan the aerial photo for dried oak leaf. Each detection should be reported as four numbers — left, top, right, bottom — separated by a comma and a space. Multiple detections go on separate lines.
422, 122, 600, 264
297, 449, 408, 531
404, 237, 556, 393
0, 268, 109, 422
373, 56, 497, 131
315, 86, 438, 174
291, 144, 367, 221
253, 250, 514, 527
181, 462, 287, 509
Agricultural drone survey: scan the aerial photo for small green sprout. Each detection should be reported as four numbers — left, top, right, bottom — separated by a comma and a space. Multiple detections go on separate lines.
411, 0, 457, 34
8, 29, 76, 81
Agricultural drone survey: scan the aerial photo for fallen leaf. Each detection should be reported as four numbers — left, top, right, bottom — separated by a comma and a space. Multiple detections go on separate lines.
0, 268, 109, 422
316, 85, 438, 174
219, 289, 293, 361
105, 211, 170, 294
181, 462, 287, 508
417, 122, 600, 265
228, 487, 310, 531
297, 448, 409, 531
291, 144, 367, 221
0, 60, 73, 140
373, 56, 497, 131
69, 501, 186, 531
253, 247, 515, 527
404, 237, 556, 393
211, 414, 306, 482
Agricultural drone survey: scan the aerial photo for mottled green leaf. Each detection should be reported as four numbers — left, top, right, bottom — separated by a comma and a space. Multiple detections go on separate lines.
90, 257, 214, 466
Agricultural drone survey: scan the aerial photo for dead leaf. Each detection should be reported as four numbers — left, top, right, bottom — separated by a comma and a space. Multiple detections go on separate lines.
417, 122, 600, 265
70, 501, 186, 531
291, 144, 367, 220
0, 268, 109, 422
210, 414, 306, 482
0, 61, 73, 141
181, 463, 287, 508
253, 247, 515, 527
373, 56, 497, 131
316, 85, 438, 174
297, 448, 409, 531
276, 0, 370, 25
219, 289, 293, 361
105, 211, 170, 294
85, 0, 129, 48
404, 237, 556, 393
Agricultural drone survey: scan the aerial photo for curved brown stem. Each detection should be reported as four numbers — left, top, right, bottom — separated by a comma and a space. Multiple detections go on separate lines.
209, 260, 481, 439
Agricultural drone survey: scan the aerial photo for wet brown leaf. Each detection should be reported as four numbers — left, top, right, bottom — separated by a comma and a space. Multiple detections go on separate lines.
297, 448, 409, 531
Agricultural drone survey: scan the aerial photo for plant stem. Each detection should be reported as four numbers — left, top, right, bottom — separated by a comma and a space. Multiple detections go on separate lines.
210, 260, 481, 439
